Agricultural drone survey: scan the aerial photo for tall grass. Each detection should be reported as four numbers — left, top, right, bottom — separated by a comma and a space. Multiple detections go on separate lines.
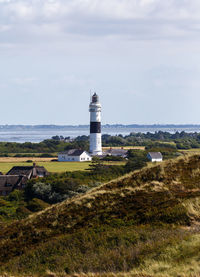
1, 155, 200, 275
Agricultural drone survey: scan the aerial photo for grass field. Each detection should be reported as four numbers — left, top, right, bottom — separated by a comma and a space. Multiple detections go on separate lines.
3, 153, 57, 157
0, 162, 91, 174
0, 157, 54, 163
0, 161, 126, 174
102, 146, 145, 150
181, 148, 200, 154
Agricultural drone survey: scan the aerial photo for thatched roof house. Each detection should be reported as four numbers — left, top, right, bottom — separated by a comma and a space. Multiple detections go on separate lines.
6, 163, 49, 179
0, 175, 28, 196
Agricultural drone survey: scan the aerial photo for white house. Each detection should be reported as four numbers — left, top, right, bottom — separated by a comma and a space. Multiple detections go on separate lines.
147, 152, 163, 162
58, 149, 92, 162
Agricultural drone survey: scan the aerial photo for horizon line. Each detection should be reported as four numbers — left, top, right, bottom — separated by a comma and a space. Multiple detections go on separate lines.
0, 124, 200, 127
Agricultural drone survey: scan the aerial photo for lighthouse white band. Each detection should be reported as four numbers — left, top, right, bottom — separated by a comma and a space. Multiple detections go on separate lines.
90, 111, 101, 122
89, 133, 102, 155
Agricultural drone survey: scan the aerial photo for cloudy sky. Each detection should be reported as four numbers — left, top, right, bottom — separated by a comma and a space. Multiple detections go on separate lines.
0, 0, 200, 125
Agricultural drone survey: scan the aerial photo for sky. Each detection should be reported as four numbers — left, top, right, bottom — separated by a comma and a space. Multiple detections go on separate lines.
1, 0, 200, 125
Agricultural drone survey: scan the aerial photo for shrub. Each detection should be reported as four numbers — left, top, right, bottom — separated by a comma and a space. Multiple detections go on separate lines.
40, 153, 54, 158
0, 198, 10, 207
7, 190, 24, 202
31, 182, 52, 202
25, 180, 89, 204
26, 198, 49, 212
16, 206, 32, 218
125, 160, 147, 172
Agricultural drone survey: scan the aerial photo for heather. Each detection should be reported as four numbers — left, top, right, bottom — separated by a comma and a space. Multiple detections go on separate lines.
0, 155, 200, 275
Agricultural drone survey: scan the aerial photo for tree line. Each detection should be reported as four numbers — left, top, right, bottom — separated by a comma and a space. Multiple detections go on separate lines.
0, 131, 199, 155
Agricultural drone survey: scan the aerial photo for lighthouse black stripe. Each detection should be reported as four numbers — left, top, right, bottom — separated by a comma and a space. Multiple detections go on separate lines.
90, 122, 101, 133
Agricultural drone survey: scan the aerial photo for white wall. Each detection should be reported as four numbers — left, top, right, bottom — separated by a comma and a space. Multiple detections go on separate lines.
58, 154, 80, 162
80, 152, 92, 161
151, 158, 163, 162
90, 111, 101, 122
89, 103, 101, 122
58, 152, 92, 162
89, 133, 102, 155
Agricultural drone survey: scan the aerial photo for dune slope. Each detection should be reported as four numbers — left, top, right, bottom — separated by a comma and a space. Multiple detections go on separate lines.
1, 155, 200, 275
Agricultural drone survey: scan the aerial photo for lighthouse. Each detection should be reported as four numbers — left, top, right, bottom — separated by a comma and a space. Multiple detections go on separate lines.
89, 93, 102, 155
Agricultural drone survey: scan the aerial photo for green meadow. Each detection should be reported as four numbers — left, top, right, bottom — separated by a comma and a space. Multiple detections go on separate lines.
0, 161, 126, 174
0, 161, 91, 174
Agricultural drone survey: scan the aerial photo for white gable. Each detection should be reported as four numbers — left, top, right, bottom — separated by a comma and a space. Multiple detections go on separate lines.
58, 150, 92, 162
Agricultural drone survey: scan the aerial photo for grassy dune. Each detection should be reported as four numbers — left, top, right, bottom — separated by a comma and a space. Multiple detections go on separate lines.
1, 155, 200, 275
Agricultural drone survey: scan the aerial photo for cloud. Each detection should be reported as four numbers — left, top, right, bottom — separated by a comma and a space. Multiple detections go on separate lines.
0, 0, 199, 46
11, 77, 38, 86
62, 74, 95, 90
0, 24, 11, 32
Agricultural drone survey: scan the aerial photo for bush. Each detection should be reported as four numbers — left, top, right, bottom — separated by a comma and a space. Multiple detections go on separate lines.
7, 190, 24, 202
25, 180, 89, 204
125, 160, 147, 172
31, 182, 52, 202
26, 198, 49, 212
125, 149, 148, 172
40, 153, 54, 158
0, 198, 10, 207
16, 206, 32, 218
176, 143, 191, 149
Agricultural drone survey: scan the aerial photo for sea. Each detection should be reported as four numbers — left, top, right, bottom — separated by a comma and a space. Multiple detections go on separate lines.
0, 125, 200, 143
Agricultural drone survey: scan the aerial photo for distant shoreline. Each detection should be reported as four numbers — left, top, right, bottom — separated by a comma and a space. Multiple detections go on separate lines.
0, 125, 199, 143
0, 124, 200, 130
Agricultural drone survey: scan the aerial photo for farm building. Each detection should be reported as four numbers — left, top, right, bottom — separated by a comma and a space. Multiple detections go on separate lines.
147, 152, 163, 162
7, 163, 49, 179
0, 175, 28, 196
58, 149, 92, 162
